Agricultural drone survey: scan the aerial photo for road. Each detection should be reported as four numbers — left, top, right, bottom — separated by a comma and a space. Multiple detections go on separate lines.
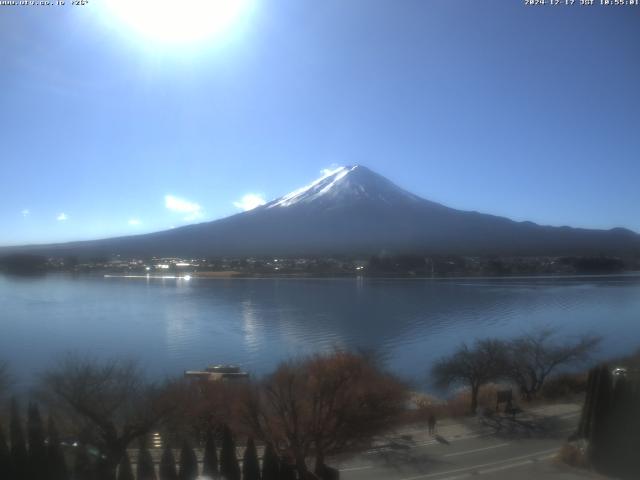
334, 403, 602, 480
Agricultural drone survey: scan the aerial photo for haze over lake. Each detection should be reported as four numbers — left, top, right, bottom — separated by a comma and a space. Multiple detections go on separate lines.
2, 273, 639, 390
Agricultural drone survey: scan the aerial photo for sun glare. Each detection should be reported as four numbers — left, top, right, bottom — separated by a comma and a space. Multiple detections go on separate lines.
103, 0, 253, 45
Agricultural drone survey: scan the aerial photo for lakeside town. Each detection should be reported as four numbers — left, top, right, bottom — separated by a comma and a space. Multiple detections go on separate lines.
1, 253, 637, 277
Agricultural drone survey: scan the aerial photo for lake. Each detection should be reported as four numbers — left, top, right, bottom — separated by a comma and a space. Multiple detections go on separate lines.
1, 273, 639, 390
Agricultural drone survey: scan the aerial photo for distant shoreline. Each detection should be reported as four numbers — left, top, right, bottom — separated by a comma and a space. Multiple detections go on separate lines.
93, 270, 640, 281
2, 253, 638, 278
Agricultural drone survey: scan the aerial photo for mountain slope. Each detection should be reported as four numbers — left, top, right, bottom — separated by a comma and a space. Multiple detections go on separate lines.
3, 165, 640, 258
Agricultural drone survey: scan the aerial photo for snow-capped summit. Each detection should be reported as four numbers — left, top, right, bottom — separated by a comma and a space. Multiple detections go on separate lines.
265, 166, 354, 208
264, 165, 422, 209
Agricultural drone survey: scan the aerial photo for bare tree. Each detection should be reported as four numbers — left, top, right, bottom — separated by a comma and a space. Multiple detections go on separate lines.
39, 354, 176, 480
243, 350, 408, 478
432, 339, 507, 414
158, 376, 250, 445
504, 330, 600, 401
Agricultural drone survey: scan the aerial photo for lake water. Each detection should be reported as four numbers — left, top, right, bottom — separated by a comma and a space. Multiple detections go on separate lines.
2, 273, 639, 390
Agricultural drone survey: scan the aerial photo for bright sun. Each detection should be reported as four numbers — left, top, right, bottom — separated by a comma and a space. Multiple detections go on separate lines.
103, 0, 253, 45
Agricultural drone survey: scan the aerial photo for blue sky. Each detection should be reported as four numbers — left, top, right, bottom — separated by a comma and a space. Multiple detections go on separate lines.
1, 1, 639, 245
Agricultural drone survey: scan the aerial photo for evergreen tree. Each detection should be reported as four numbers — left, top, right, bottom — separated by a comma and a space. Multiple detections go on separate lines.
580, 363, 640, 478
0, 422, 11, 480
260, 444, 279, 480
117, 451, 134, 480
74, 445, 95, 480
588, 365, 613, 470
10, 398, 28, 480
47, 416, 69, 480
278, 458, 296, 480
631, 382, 640, 477
202, 430, 219, 478
242, 437, 260, 480
159, 445, 178, 480
608, 377, 635, 478
178, 441, 198, 480
219, 425, 240, 480
137, 439, 157, 480
28, 402, 47, 479
577, 366, 597, 438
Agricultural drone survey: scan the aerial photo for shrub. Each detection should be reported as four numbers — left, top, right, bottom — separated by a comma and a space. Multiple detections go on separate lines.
540, 373, 587, 401
557, 443, 589, 469
416, 384, 504, 420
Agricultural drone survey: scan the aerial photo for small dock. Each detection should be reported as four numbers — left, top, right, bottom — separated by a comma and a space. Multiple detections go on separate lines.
184, 364, 249, 382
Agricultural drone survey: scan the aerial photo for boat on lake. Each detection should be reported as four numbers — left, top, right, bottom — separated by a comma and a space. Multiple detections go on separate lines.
184, 364, 249, 381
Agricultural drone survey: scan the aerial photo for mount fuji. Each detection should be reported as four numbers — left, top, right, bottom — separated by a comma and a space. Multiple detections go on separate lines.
5, 165, 640, 258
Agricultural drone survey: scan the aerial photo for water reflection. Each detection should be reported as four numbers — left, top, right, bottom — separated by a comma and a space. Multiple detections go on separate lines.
1, 274, 639, 389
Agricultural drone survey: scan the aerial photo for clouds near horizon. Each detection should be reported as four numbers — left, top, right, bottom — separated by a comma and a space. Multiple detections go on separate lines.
164, 195, 203, 221
233, 193, 266, 211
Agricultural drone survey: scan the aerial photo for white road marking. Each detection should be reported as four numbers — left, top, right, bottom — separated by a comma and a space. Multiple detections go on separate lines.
404, 422, 577, 452
398, 447, 558, 480
404, 453, 558, 480
365, 432, 492, 455
340, 465, 373, 472
413, 440, 437, 447
477, 459, 533, 474
443, 442, 510, 458
433, 474, 471, 480
477, 453, 555, 475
